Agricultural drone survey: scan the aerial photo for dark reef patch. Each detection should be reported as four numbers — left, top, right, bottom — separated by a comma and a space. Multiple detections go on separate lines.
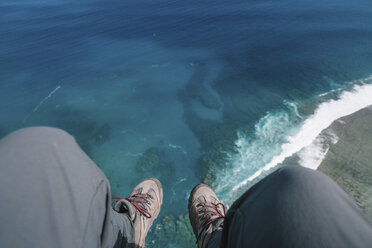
135, 146, 175, 187
136, 147, 163, 173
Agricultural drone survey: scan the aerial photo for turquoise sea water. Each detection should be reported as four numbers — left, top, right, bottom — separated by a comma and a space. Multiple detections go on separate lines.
1, 0, 372, 246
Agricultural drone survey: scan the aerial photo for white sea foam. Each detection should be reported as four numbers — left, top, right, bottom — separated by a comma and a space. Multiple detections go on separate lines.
284, 100, 303, 119
298, 130, 339, 170
231, 78, 372, 192
215, 111, 296, 196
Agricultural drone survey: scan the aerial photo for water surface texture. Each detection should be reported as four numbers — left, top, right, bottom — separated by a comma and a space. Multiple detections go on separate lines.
1, 0, 372, 246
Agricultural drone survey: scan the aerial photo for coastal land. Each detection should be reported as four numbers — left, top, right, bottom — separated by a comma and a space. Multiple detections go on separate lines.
317, 106, 372, 218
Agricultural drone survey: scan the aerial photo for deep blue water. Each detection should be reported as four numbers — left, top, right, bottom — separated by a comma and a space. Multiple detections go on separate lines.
1, 0, 372, 246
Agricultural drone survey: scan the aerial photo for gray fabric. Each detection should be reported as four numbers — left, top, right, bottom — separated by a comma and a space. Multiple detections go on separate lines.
213, 165, 372, 248
207, 229, 222, 248
0, 127, 134, 248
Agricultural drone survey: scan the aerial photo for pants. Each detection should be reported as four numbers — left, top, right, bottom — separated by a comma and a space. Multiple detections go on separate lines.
1, 127, 371, 248
0, 127, 134, 248
208, 165, 372, 248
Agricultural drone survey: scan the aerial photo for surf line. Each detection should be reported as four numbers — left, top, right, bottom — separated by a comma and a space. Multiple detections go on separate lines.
232, 81, 372, 192
23, 85, 62, 123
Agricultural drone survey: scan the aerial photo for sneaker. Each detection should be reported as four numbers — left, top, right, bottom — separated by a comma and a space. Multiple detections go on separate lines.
188, 184, 226, 248
113, 178, 163, 248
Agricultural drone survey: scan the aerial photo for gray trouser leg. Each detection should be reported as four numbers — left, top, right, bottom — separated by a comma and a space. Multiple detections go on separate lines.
0, 127, 134, 248
211, 165, 372, 248
207, 229, 222, 248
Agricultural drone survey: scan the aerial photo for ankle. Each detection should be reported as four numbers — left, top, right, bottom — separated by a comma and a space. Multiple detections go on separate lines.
112, 198, 137, 221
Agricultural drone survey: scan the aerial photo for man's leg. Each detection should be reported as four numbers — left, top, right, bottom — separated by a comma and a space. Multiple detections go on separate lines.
0, 127, 135, 248
190, 165, 372, 248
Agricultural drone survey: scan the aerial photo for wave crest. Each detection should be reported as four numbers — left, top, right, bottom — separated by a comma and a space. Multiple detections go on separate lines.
216, 76, 372, 201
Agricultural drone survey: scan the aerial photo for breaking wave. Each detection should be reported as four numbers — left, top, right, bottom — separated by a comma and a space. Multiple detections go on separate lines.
216, 76, 372, 201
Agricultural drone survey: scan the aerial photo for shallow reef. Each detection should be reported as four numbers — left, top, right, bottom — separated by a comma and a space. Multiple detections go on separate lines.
136, 147, 163, 173
135, 146, 175, 188
150, 213, 195, 248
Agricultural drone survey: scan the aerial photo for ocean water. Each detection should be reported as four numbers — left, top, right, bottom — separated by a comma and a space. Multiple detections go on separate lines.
1, 0, 372, 246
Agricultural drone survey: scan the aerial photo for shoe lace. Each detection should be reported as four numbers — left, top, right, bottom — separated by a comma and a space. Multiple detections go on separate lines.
196, 201, 226, 244
112, 193, 153, 218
